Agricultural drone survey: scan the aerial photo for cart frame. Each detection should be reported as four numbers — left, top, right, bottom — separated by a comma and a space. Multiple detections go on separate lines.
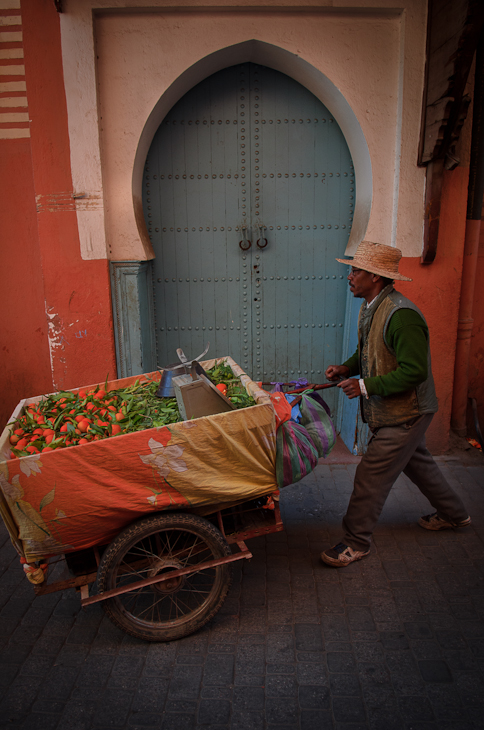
33, 496, 284, 609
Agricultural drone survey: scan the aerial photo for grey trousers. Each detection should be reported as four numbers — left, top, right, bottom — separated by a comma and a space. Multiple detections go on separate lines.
342, 413, 469, 552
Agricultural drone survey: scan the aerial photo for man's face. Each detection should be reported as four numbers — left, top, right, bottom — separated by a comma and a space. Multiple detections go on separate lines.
347, 267, 376, 299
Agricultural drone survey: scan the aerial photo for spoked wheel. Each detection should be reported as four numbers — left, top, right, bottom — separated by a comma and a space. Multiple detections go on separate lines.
97, 513, 232, 641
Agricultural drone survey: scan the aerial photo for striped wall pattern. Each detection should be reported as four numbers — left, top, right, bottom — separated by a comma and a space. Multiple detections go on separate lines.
0, 0, 29, 139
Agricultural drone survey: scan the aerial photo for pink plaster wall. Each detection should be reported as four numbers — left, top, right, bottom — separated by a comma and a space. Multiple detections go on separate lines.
89, 4, 426, 261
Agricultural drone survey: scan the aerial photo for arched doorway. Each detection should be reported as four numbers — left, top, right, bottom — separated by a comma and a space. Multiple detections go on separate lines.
143, 62, 353, 410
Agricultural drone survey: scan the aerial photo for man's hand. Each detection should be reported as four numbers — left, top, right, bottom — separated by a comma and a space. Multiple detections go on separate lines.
338, 379, 361, 399
325, 365, 350, 382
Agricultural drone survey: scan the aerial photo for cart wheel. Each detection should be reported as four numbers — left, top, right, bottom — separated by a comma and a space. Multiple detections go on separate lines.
97, 512, 232, 642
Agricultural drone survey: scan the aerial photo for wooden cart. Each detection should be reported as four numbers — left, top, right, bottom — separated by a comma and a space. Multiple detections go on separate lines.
33, 494, 283, 642
0, 358, 282, 642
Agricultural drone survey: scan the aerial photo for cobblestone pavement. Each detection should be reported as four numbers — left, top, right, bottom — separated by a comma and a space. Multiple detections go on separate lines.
1, 454, 484, 730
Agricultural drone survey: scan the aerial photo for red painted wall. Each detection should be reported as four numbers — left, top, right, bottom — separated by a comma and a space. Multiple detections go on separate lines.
468, 220, 484, 435
22, 0, 117, 394
398, 167, 468, 453
0, 0, 117, 432
0, 140, 53, 429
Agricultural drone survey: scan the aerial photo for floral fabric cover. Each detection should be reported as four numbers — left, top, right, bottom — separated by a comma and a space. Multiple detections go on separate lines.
0, 358, 277, 563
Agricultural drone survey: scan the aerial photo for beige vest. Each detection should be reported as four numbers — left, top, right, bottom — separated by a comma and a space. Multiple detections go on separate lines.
359, 290, 438, 429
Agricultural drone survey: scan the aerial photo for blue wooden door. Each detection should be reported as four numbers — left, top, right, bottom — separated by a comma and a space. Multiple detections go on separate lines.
143, 63, 353, 412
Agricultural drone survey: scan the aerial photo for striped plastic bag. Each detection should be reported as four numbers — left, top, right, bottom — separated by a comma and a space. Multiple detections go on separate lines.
275, 421, 319, 488
299, 391, 336, 458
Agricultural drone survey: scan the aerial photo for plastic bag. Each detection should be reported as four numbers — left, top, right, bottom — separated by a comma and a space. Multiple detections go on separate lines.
276, 420, 319, 488
269, 391, 292, 429
299, 391, 336, 458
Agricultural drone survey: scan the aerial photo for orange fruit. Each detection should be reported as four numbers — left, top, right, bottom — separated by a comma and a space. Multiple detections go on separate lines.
78, 419, 90, 433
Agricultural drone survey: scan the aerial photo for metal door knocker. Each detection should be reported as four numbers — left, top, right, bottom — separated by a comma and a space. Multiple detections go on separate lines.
239, 226, 252, 250
256, 224, 268, 249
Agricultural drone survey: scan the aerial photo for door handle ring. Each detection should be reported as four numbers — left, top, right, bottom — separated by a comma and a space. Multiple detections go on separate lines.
256, 238, 268, 249
239, 238, 252, 251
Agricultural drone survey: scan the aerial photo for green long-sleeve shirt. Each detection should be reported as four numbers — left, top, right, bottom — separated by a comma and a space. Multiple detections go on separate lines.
343, 308, 429, 398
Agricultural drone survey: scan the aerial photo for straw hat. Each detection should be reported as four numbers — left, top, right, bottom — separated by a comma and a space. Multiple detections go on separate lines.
336, 241, 412, 282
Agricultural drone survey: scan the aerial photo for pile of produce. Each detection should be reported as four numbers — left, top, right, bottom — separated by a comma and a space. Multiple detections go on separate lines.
7, 364, 256, 459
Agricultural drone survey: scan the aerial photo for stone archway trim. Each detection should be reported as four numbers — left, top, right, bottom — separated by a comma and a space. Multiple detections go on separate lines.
133, 40, 372, 259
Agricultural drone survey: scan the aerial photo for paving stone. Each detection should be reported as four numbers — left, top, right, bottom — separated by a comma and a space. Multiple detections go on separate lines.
296, 662, 328, 685
230, 710, 264, 730
321, 615, 351, 642
355, 648, 385, 669
265, 696, 299, 725
157, 713, 195, 729
0, 675, 43, 723
0, 458, 482, 729
379, 631, 409, 651
266, 662, 295, 674
197, 698, 231, 724
327, 651, 356, 673
367, 706, 405, 729
17, 652, 56, 676
426, 685, 464, 720
164, 699, 197, 713
265, 674, 299, 697
295, 623, 324, 651
202, 654, 234, 685
385, 653, 426, 695
38, 664, 80, 700
58, 698, 97, 730
347, 607, 377, 633
266, 633, 295, 663
130, 676, 169, 712
332, 696, 367, 723
200, 686, 231, 700
232, 686, 264, 712
143, 644, 176, 675
19, 712, 62, 729
452, 672, 484, 705
418, 659, 453, 682
107, 654, 145, 689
